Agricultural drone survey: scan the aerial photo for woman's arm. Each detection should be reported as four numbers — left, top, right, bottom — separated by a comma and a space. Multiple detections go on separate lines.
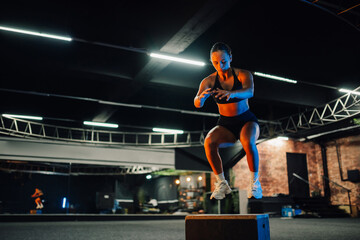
194, 77, 213, 108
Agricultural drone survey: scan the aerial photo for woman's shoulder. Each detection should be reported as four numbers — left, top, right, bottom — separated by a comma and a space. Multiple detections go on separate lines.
201, 72, 217, 86
232, 68, 253, 82
232, 67, 252, 76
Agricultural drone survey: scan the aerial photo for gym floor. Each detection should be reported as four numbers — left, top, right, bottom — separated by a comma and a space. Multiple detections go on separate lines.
1, 217, 359, 240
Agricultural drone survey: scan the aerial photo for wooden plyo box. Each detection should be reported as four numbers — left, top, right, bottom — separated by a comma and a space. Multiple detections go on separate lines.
30, 210, 42, 214
185, 214, 270, 240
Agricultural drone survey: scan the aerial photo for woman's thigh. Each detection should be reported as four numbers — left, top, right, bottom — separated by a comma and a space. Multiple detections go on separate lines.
206, 126, 237, 148
239, 121, 260, 144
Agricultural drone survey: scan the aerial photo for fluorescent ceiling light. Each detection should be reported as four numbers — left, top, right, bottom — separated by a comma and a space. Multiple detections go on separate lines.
339, 88, 360, 96
62, 197, 67, 208
152, 127, 184, 134
277, 136, 289, 140
150, 53, 205, 66
83, 121, 118, 128
0, 26, 72, 41
2, 114, 43, 120
254, 72, 297, 84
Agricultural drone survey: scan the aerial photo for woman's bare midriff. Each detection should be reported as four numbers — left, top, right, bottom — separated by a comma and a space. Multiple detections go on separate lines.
217, 99, 249, 117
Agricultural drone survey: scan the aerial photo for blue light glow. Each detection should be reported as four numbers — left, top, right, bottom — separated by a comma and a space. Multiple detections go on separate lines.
62, 197, 67, 208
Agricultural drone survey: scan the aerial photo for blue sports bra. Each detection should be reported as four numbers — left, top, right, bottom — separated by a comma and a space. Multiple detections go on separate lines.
211, 68, 243, 104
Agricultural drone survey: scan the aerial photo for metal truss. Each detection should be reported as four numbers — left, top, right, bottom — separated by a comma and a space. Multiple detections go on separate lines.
121, 165, 159, 175
259, 86, 360, 138
0, 116, 206, 147
1, 87, 359, 145
300, 0, 360, 32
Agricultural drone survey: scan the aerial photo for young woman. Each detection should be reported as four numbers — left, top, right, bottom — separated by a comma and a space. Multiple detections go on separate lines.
31, 188, 44, 209
194, 42, 262, 200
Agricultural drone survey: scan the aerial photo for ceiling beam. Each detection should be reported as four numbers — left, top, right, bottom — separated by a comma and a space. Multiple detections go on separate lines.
92, 0, 239, 122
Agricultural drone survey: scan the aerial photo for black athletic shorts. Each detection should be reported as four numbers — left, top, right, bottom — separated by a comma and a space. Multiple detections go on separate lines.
217, 110, 259, 139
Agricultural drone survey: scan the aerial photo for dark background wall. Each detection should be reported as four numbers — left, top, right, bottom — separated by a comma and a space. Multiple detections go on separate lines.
1, 135, 358, 214
0, 171, 178, 214
0, 172, 68, 213
0, 172, 120, 213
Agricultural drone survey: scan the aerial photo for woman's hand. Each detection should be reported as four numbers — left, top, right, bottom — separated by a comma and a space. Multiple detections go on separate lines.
213, 88, 232, 101
199, 88, 213, 100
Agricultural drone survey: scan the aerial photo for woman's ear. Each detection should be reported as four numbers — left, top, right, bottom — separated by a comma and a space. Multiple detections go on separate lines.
229, 55, 232, 62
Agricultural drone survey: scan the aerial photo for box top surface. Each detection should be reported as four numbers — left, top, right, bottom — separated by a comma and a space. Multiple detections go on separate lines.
185, 214, 269, 220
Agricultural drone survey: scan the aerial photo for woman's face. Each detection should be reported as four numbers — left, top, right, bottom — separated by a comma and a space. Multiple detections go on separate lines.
211, 50, 232, 73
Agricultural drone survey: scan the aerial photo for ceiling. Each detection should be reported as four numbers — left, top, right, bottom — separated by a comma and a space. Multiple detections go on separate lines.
0, 0, 359, 140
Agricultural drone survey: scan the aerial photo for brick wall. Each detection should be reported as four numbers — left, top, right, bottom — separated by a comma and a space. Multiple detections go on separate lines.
324, 135, 360, 208
209, 135, 359, 209
230, 138, 323, 197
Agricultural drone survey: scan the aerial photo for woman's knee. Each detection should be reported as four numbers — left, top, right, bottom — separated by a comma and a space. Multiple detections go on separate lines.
204, 135, 220, 150
240, 138, 257, 151
240, 122, 260, 140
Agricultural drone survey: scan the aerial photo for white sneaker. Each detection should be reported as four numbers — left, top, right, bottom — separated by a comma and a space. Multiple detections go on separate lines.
248, 176, 263, 199
210, 180, 232, 200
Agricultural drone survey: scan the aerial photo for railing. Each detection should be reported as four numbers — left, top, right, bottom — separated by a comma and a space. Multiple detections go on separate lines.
0, 115, 281, 147
292, 173, 353, 215
322, 175, 352, 214
1, 86, 359, 146
292, 173, 352, 214
0, 116, 206, 147
292, 173, 322, 195
0, 115, 289, 147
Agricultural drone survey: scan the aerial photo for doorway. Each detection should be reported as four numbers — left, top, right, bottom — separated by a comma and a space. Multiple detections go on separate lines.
286, 153, 310, 198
